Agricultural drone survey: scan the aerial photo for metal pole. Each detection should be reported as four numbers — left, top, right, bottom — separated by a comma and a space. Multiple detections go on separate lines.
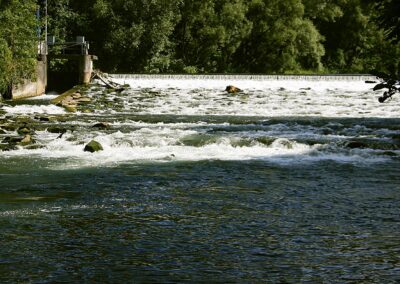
37, 7, 41, 54
45, 0, 48, 54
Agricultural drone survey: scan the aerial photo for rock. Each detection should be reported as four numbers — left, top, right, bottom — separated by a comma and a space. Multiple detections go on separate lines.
1, 124, 17, 131
63, 105, 77, 113
20, 134, 32, 145
225, 85, 242, 94
35, 116, 50, 122
381, 151, 398, 157
24, 144, 45, 150
17, 126, 32, 135
84, 140, 103, 153
0, 143, 17, 151
35, 115, 57, 122
61, 99, 78, 107
3, 134, 33, 145
47, 126, 67, 134
72, 92, 82, 99
345, 141, 369, 149
0, 128, 6, 134
92, 122, 110, 129
15, 116, 34, 124
76, 97, 91, 104
392, 134, 400, 141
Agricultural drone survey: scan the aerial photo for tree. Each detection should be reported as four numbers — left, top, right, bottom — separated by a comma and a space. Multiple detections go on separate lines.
234, 0, 324, 73
173, 0, 251, 73
369, 0, 400, 102
375, 0, 400, 43
0, 0, 38, 94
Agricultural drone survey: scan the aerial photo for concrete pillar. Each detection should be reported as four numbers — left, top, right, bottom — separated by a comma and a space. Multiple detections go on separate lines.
79, 55, 93, 85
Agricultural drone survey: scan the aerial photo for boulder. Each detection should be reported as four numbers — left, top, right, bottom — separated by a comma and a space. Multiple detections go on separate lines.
2, 134, 33, 145
17, 126, 32, 135
92, 122, 110, 129
84, 140, 103, 153
20, 134, 32, 145
225, 85, 242, 94
345, 140, 369, 149
47, 126, 67, 134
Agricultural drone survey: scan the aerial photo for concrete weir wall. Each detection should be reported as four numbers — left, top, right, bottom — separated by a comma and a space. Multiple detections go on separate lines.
80, 55, 94, 85
10, 58, 47, 100
10, 54, 95, 99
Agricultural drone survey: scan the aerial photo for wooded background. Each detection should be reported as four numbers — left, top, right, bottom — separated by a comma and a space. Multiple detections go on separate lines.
1, 0, 399, 93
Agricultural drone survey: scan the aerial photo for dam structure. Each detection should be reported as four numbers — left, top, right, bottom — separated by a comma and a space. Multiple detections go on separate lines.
4, 36, 96, 100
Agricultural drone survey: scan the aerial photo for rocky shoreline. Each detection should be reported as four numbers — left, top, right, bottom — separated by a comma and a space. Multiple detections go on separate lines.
1, 82, 400, 155
0, 83, 127, 153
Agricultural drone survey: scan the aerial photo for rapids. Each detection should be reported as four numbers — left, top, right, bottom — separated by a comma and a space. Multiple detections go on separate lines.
0, 76, 399, 282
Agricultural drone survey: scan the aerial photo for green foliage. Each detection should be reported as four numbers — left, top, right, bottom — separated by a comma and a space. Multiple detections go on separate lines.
0, 0, 38, 93
42, 0, 400, 75
375, 0, 400, 43
234, 0, 324, 73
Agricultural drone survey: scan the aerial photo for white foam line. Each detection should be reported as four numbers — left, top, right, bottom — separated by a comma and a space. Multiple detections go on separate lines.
2, 104, 66, 115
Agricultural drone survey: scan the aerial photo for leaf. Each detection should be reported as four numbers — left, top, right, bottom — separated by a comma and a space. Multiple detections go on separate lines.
373, 83, 389, 91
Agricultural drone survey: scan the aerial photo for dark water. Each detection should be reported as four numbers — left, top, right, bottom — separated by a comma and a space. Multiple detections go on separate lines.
1, 159, 400, 283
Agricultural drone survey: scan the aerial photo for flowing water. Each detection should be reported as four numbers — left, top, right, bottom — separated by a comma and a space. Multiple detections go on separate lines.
0, 75, 400, 283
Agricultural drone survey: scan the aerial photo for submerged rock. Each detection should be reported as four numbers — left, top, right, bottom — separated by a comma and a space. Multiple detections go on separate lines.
0, 143, 17, 151
17, 126, 32, 135
345, 141, 369, 149
1, 121, 18, 131
24, 144, 45, 150
34, 115, 57, 122
92, 122, 110, 129
2, 134, 34, 145
64, 105, 77, 113
225, 85, 242, 94
84, 140, 103, 153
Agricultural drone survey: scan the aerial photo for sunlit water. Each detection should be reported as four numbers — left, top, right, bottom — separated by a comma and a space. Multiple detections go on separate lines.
1, 76, 399, 282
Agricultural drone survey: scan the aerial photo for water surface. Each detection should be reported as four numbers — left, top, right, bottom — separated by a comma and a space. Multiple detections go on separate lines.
0, 76, 399, 282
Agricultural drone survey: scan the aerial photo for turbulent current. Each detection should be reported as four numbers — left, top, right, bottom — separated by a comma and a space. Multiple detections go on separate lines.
0, 76, 399, 282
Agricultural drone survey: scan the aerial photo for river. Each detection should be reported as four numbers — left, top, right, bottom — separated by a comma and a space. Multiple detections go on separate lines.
0, 75, 399, 282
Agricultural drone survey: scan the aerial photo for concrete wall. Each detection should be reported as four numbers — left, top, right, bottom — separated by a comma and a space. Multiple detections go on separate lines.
80, 55, 94, 85
10, 58, 47, 100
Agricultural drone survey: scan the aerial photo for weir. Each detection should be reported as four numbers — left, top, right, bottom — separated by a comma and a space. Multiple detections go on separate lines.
111, 74, 376, 81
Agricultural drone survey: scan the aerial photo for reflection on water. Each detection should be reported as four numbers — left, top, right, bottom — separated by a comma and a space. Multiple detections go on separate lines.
0, 77, 399, 282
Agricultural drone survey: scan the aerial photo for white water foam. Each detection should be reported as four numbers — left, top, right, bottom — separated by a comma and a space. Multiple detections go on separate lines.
2, 104, 66, 115
1, 76, 398, 168
1, 122, 393, 169
106, 77, 399, 118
